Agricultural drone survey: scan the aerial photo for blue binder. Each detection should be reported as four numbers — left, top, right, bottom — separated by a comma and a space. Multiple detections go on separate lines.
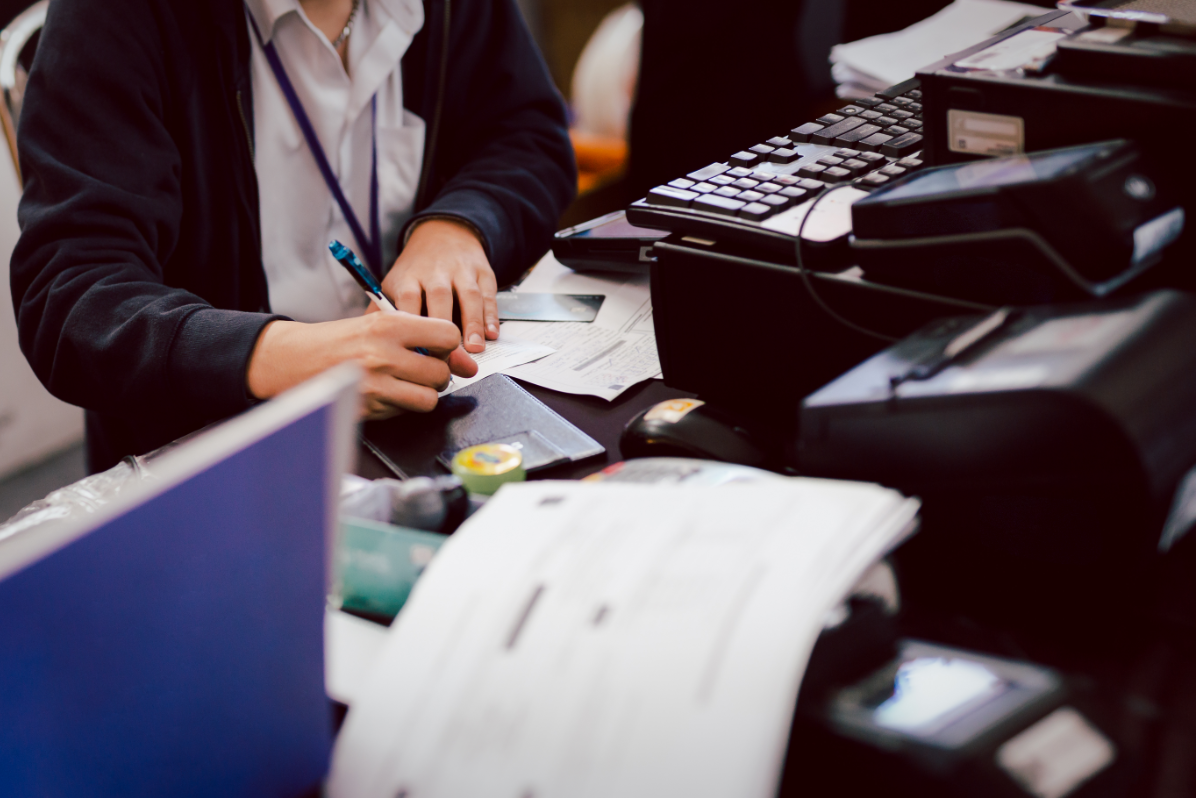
0, 366, 360, 797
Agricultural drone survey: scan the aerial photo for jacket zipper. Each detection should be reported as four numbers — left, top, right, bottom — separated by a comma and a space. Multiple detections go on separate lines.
414, 0, 450, 210
236, 89, 255, 161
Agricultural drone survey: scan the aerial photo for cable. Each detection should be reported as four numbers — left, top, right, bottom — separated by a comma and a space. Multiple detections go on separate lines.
793, 183, 898, 343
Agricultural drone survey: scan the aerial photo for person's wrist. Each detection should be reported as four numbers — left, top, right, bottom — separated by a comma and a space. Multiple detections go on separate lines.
406, 215, 485, 249
246, 320, 329, 400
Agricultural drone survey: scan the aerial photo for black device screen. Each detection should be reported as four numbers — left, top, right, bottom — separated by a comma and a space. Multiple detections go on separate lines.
569, 216, 668, 240
879, 142, 1109, 202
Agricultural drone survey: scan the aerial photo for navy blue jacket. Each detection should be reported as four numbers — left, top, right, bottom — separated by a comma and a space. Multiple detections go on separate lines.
11, 0, 575, 472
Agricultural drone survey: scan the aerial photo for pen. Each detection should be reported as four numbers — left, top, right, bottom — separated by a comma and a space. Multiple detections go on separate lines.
329, 239, 430, 356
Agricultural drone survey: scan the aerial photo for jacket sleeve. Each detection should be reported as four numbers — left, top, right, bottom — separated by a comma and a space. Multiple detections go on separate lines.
10, 0, 277, 426
403, 0, 576, 286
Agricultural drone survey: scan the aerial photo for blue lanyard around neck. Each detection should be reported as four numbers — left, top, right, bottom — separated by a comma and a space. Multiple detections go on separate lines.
247, 11, 383, 278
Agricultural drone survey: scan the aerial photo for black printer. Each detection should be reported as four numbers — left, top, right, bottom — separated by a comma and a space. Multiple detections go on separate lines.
796, 290, 1196, 629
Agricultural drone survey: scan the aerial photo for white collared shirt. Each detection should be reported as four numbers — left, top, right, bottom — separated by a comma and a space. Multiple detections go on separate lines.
245, 0, 425, 323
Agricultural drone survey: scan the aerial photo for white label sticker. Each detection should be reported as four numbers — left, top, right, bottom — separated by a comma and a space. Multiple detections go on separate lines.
999, 312, 1135, 357
1132, 207, 1185, 265
948, 109, 1025, 157
996, 707, 1116, 798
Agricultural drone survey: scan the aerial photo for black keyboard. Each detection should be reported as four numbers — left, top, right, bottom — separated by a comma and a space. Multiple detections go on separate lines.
627, 78, 928, 259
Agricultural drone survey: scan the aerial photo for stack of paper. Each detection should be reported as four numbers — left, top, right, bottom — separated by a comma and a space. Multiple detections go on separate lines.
830, 0, 1048, 97
440, 253, 661, 401
329, 479, 920, 798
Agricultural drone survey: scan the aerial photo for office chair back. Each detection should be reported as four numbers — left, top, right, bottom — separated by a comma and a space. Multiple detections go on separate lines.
0, 1, 47, 185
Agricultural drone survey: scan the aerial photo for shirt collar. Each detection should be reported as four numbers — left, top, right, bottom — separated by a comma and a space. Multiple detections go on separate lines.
244, 0, 422, 45
244, 0, 299, 44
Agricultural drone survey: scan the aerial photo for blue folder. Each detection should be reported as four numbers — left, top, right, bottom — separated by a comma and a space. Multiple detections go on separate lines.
0, 367, 359, 797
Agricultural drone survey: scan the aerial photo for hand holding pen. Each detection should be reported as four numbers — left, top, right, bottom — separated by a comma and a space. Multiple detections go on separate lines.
329, 240, 430, 354
243, 244, 477, 420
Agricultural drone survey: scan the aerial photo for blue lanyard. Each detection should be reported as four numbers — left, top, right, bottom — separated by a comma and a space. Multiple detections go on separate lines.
247, 13, 383, 277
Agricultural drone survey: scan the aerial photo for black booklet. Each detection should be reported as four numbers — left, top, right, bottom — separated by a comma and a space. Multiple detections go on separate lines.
362, 374, 604, 479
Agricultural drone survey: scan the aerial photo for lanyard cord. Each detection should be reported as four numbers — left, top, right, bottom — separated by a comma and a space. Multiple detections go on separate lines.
246, 11, 383, 277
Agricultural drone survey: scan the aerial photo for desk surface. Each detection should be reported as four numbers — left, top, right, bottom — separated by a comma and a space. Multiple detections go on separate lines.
355, 377, 694, 482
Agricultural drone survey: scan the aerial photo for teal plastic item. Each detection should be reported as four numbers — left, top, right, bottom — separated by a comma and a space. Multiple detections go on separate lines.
336, 517, 446, 621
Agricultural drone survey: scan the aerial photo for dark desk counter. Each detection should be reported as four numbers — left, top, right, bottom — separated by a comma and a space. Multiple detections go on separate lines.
355, 378, 693, 482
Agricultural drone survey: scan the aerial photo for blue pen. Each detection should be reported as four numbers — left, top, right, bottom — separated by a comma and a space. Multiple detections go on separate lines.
329, 240, 431, 356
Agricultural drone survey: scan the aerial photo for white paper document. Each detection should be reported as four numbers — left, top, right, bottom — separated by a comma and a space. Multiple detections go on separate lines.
495, 253, 662, 400
830, 0, 1047, 94
329, 480, 920, 798
500, 320, 661, 401
440, 335, 556, 396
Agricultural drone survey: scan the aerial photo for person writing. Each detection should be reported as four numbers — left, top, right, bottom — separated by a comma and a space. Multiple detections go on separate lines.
10, 0, 575, 472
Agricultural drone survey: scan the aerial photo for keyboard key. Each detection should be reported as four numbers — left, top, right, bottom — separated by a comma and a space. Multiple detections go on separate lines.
907, 89, 922, 100
761, 194, 792, 208
841, 158, 872, 176
890, 97, 913, 107
738, 190, 764, 202
890, 109, 914, 121
878, 165, 907, 178
856, 151, 886, 166
691, 181, 718, 194
833, 148, 861, 159
852, 97, 883, 108
730, 151, 760, 167
908, 102, 922, 113
694, 194, 746, 216
668, 178, 696, 190
755, 182, 781, 194
751, 170, 777, 181
647, 185, 698, 207
816, 113, 845, 125
875, 116, 899, 127
739, 202, 773, 221
822, 166, 853, 182
732, 177, 760, 189
817, 155, 845, 167
896, 157, 924, 169
771, 174, 800, 186
876, 103, 897, 114
768, 147, 799, 164
837, 106, 862, 116
709, 174, 735, 186
779, 186, 808, 200
834, 123, 883, 146
766, 136, 793, 148
880, 132, 923, 157
886, 126, 911, 137
687, 163, 731, 182
859, 110, 884, 121
797, 163, 828, 179
797, 178, 827, 192
811, 116, 867, 145
714, 185, 741, 198
858, 173, 890, 188
728, 167, 753, 178
904, 119, 923, 130
749, 143, 775, 156
790, 122, 824, 142
858, 132, 894, 152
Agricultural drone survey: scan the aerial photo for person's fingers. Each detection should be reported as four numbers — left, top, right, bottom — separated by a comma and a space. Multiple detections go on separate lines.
447, 346, 479, 378
395, 278, 423, 316
375, 345, 453, 389
424, 278, 454, 322
371, 311, 462, 355
363, 372, 441, 414
455, 276, 486, 353
479, 269, 500, 341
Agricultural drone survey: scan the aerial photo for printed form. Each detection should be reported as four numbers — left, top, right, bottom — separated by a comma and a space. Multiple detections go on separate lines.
329, 480, 920, 798
500, 254, 662, 400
